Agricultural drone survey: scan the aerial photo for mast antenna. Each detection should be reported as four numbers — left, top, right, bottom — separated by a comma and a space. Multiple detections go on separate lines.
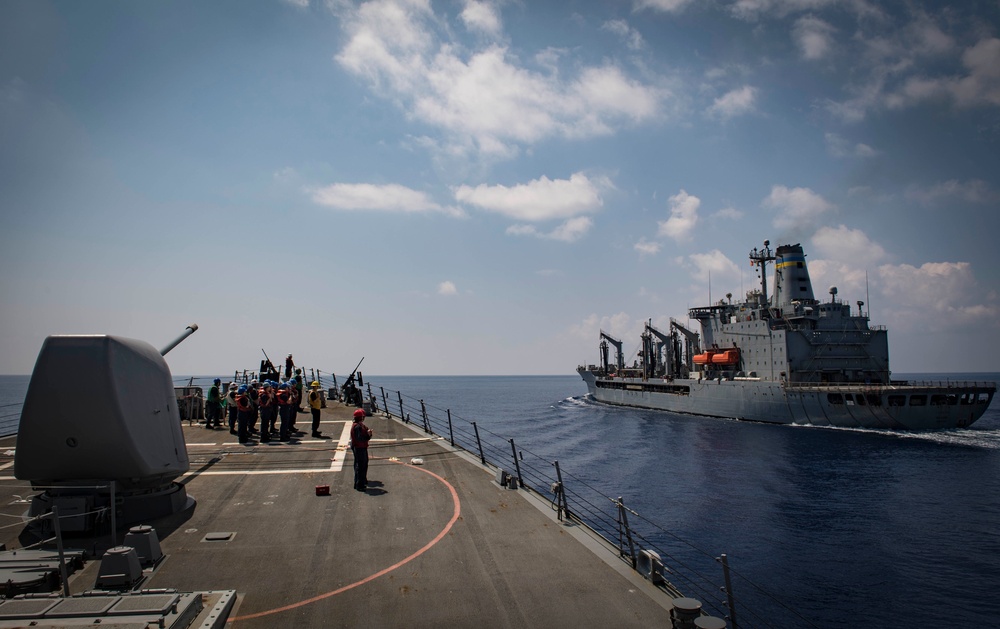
865, 270, 870, 318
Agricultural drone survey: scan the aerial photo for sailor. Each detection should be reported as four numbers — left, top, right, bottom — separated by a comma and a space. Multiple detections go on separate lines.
308, 381, 324, 438
225, 382, 238, 434
285, 354, 294, 379
235, 384, 254, 444
276, 382, 293, 441
205, 378, 223, 429
257, 381, 273, 443
350, 408, 373, 491
288, 378, 300, 432
294, 369, 305, 412
248, 380, 260, 435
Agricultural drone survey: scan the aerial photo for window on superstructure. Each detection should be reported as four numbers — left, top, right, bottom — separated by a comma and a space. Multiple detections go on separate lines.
909, 395, 927, 406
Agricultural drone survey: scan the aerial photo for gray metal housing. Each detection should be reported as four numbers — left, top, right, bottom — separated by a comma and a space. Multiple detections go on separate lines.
15, 335, 190, 488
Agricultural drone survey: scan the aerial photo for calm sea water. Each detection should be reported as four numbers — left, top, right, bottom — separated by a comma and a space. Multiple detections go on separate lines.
3, 372, 999, 628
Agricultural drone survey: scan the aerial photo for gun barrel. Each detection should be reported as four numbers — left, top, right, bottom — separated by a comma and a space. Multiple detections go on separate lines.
160, 324, 199, 356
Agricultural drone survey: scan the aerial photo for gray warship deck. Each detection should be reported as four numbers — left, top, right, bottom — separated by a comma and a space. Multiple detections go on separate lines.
0, 403, 677, 628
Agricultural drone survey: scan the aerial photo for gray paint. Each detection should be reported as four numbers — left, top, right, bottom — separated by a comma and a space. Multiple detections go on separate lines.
580, 242, 996, 430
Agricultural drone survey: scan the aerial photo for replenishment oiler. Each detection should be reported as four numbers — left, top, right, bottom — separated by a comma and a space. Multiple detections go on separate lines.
578, 240, 995, 430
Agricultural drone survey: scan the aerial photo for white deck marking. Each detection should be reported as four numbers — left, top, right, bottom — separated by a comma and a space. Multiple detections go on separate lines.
329, 422, 353, 472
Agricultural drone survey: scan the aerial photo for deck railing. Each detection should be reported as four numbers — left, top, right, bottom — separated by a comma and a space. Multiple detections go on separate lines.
353, 376, 818, 629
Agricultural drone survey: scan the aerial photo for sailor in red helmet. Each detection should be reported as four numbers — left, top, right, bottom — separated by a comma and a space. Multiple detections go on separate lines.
350, 408, 373, 491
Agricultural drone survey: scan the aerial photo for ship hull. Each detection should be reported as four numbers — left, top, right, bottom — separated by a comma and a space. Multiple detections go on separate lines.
578, 369, 994, 430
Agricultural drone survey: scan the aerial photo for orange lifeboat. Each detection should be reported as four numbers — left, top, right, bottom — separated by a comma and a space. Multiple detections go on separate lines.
692, 351, 715, 365
711, 349, 740, 365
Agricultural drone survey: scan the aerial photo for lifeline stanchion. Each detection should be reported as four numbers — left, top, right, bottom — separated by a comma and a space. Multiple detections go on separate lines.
51, 506, 70, 597
472, 421, 485, 464
509, 439, 523, 488
617, 496, 637, 569
447, 409, 455, 446
719, 553, 739, 629
398, 392, 406, 423
420, 400, 430, 433
553, 460, 568, 521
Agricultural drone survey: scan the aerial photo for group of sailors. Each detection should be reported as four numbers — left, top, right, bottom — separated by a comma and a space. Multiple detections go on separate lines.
205, 369, 325, 444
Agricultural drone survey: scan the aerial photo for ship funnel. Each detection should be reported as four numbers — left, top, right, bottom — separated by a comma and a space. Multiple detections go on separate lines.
773, 244, 815, 310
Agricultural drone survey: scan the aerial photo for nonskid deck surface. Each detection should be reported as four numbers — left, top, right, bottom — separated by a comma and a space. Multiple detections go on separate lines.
0, 404, 674, 628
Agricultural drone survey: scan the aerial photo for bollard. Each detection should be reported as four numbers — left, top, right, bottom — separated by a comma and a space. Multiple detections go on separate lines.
671, 597, 703, 629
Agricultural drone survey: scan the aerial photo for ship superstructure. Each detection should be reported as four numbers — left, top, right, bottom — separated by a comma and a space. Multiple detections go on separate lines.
578, 241, 995, 429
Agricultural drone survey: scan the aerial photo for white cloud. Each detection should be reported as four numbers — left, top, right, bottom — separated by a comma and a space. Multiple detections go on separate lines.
460, 1, 502, 37
729, 0, 836, 20
793, 16, 836, 60
905, 179, 998, 205
282, 0, 309, 7
633, 0, 695, 12
707, 85, 757, 119
438, 280, 458, 295
634, 238, 661, 256
825, 132, 878, 158
335, 0, 666, 158
311, 182, 464, 216
887, 38, 1000, 109
657, 189, 700, 242
877, 261, 999, 331
687, 249, 741, 285
811, 225, 887, 267
569, 312, 643, 345
712, 206, 744, 220
763, 185, 835, 230
506, 217, 593, 243
506, 224, 537, 237
454, 172, 604, 221
602, 19, 645, 50
549, 217, 594, 242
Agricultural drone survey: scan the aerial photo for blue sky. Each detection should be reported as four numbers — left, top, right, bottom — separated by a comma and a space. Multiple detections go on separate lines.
2, 0, 999, 376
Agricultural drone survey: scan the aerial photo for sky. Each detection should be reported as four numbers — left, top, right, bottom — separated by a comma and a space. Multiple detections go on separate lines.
1, 0, 999, 377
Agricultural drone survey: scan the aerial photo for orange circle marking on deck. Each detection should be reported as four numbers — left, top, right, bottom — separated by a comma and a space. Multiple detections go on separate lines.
228, 459, 461, 623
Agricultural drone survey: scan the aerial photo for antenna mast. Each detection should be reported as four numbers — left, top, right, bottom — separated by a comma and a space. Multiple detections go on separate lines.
748, 240, 775, 306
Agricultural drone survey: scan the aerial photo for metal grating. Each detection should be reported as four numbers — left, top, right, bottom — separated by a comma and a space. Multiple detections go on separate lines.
47, 595, 121, 617
109, 593, 180, 615
0, 598, 59, 619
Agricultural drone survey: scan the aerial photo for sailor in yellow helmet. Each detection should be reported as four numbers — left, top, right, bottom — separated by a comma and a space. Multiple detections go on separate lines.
308, 381, 325, 439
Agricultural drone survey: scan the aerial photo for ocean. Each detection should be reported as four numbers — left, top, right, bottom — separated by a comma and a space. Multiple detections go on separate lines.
3, 372, 999, 628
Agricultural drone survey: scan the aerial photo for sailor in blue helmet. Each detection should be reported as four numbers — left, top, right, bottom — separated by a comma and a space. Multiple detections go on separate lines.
235, 384, 255, 444
276, 382, 294, 441
205, 378, 223, 429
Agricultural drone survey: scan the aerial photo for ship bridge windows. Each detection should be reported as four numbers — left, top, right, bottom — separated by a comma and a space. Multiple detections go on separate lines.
909, 395, 927, 406
888, 395, 905, 407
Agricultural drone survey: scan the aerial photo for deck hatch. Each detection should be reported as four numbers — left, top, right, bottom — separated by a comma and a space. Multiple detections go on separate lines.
203, 532, 236, 542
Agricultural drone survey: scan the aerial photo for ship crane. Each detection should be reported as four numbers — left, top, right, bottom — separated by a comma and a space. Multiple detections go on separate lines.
599, 330, 624, 375
644, 322, 673, 378
669, 318, 701, 377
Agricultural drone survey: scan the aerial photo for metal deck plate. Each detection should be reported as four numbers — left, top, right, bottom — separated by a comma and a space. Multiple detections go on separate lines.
47, 595, 121, 617
108, 593, 180, 615
0, 598, 59, 618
